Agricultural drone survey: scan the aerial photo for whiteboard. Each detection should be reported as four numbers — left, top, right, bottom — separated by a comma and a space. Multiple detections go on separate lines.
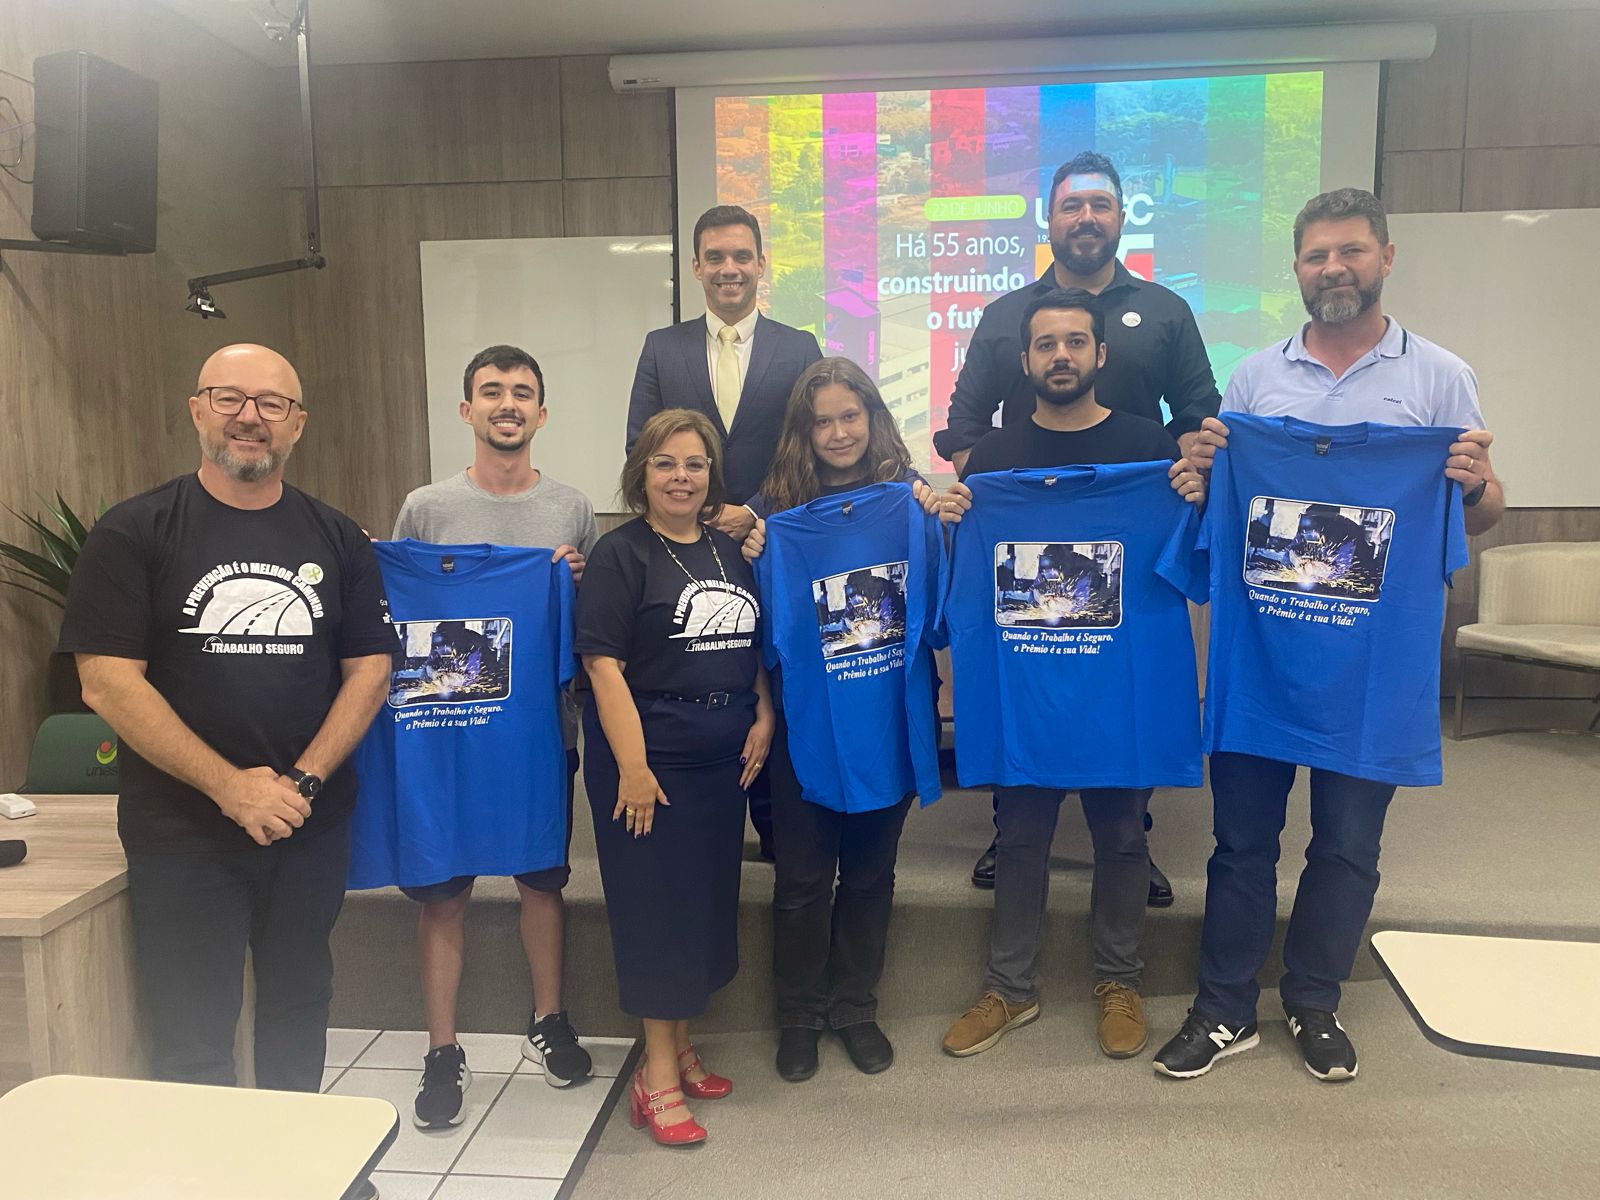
1384, 210, 1599, 509
420, 237, 675, 510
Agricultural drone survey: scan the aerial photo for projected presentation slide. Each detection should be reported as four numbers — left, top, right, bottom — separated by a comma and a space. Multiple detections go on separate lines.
713, 73, 1323, 472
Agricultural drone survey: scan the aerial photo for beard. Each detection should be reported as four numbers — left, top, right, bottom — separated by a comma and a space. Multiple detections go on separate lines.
1304, 275, 1383, 324
480, 424, 530, 453
1031, 360, 1099, 406
1050, 224, 1120, 277
202, 422, 292, 483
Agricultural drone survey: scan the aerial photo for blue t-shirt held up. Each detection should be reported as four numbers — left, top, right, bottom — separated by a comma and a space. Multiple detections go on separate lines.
755, 482, 943, 813
1189, 414, 1468, 786
348, 540, 576, 889
943, 461, 1205, 791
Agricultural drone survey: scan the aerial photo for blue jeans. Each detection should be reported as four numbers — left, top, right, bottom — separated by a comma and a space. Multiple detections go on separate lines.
1194, 752, 1395, 1025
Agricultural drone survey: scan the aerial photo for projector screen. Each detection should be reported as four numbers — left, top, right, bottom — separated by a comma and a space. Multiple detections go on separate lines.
676, 64, 1379, 475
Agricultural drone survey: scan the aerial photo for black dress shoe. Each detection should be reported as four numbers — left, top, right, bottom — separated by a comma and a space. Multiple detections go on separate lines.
835, 1021, 894, 1074
971, 844, 997, 889
776, 1026, 820, 1081
1147, 857, 1174, 908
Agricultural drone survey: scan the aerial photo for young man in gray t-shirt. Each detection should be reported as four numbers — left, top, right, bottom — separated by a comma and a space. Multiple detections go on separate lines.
391, 345, 598, 1124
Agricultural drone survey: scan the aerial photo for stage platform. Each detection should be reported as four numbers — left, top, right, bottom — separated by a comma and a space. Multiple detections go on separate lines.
330, 700, 1600, 1037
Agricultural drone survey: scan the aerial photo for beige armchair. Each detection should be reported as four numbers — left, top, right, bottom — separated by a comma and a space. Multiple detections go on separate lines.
1453, 542, 1600, 738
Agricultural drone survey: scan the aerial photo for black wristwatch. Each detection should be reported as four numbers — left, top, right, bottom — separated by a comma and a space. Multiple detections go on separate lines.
1463, 478, 1489, 507
287, 767, 323, 800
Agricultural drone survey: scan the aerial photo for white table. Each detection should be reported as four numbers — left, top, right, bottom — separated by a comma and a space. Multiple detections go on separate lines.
1371, 930, 1600, 1069
0, 1074, 399, 1199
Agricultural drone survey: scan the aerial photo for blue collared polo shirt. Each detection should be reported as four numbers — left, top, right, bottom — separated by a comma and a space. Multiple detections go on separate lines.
1222, 317, 1484, 428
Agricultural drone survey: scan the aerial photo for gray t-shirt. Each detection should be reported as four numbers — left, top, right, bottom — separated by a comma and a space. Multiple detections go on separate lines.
392, 470, 598, 555
393, 470, 597, 747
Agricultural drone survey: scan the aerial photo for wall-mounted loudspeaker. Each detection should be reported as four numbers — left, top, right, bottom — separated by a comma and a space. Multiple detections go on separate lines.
30, 50, 159, 253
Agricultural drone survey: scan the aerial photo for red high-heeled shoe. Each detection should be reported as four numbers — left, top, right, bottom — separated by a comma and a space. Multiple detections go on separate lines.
678, 1044, 732, 1099
630, 1065, 707, 1146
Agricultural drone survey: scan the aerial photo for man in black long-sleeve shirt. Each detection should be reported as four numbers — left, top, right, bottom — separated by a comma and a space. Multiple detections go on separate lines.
933, 151, 1220, 474
937, 151, 1220, 900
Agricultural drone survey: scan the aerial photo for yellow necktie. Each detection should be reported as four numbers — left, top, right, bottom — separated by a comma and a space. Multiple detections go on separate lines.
715, 324, 742, 429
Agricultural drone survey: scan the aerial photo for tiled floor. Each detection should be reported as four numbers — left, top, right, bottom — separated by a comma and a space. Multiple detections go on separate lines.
321, 1028, 638, 1200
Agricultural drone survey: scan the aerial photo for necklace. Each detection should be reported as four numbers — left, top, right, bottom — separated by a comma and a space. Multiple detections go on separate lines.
648, 522, 727, 586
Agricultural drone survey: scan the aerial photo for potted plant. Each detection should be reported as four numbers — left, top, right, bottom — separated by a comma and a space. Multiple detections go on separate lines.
0, 493, 105, 712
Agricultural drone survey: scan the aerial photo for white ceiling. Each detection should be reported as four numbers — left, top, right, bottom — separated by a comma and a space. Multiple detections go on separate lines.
159, 0, 1588, 67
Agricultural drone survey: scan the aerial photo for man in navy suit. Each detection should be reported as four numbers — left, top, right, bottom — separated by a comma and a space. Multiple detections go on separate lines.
626, 205, 822, 543
626, 205, 821, 860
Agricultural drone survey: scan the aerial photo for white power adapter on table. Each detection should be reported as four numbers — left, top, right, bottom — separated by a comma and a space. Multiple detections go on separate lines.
0, 793, 39, 819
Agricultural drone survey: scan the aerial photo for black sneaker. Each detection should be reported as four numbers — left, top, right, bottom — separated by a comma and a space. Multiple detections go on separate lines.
1285, 1006, 1359, 1081
414, 1043, 471, 1128
523, 1010, 593, 1088
1153, 1009, 1260, 1079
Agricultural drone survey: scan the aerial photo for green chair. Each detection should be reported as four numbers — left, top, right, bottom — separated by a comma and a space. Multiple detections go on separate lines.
20, 713, 121, 794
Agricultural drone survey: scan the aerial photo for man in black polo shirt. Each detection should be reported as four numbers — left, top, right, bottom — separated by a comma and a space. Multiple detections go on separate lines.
934, 151, 1221, 899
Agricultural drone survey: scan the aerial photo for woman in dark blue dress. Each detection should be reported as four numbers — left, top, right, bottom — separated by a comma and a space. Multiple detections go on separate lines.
577, 408, 774, 1146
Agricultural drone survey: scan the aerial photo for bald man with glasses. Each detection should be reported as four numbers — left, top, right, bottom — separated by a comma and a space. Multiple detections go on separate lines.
60, 343, 395, 1092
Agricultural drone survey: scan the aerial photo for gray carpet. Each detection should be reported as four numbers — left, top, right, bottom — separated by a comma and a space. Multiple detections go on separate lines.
568, 980, 1600, 1200
330, 700, 1600, 1037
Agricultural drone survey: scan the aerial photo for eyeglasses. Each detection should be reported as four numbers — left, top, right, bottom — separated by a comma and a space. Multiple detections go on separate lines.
201, 386, 302, 422
646, 456, 711, 475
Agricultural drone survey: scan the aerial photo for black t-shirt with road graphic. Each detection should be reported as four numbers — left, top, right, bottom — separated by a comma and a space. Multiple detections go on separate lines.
58, 474, 394, 853
575, 517, 760, 698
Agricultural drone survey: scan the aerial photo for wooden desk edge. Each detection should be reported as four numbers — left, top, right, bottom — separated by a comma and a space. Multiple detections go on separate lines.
0, 870, 129, 939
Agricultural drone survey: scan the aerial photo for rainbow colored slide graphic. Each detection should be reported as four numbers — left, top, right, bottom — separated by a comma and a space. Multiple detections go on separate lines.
715, 73, 1323, 470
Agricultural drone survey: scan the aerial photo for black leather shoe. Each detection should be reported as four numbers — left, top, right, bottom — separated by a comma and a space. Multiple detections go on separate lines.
971, 844, 997, 889
835, 1021, 894, 1074
776, 1026, 820, 1081
1147, 857, 1174, 908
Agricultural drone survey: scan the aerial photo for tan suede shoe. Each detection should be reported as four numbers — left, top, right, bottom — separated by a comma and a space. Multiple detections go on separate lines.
942, 991, 1040, 1057
1095, 981, 1148, 1058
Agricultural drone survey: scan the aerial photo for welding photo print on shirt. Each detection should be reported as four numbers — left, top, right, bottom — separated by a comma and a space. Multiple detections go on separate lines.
812, 562, 909, 659
387, 618, 513, 707
1243, 496, 1394, 601
994, 542, 1124, 629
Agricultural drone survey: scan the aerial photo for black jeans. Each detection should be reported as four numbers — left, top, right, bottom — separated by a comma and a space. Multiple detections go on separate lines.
124, 818, 351, 1091
769, 715, 913, 1030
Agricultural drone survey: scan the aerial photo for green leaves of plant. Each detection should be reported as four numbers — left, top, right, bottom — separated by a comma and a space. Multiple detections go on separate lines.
0, 492, 102, 608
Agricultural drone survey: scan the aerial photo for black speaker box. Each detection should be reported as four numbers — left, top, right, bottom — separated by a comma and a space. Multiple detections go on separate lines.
29, 50, 159, 253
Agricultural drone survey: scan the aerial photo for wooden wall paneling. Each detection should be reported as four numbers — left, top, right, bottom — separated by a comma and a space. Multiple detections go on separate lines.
1466, 12, 1600, 151
1382, 17, 1470, 154
562, 177, 673, 237
312, 59, 563, 188
559, 56, 671, 181
138, 7, 298, 416
1462, 146, 1600, 212
284, 181, 564, 534
284, 184, 427, 533
411, 180, 565, 242
0, 0, 294, 786
1379, 150, 1463, 214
